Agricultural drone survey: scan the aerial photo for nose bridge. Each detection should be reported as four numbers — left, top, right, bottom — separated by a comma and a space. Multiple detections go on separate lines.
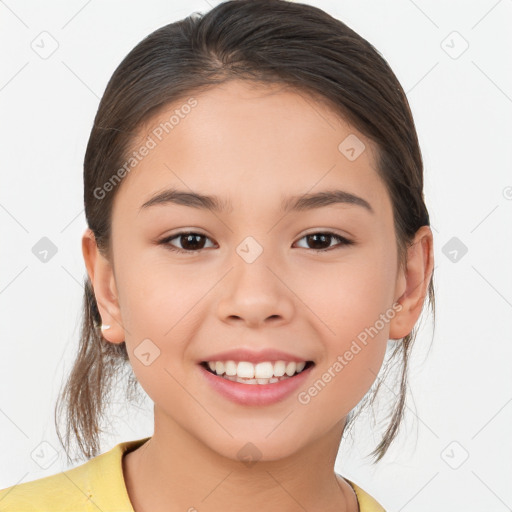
232, 232, 279, 293
217, 233, 294, 326
227, 199, 279, 265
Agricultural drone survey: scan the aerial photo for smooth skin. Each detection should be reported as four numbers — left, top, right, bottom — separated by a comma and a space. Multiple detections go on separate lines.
82, 79, 434, 512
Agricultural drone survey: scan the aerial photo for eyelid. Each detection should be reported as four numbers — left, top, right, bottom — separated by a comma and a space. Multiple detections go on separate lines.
298, 227, 354, 241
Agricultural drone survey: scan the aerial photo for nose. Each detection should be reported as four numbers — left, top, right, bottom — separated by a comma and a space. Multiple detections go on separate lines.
216, 256, 295, 329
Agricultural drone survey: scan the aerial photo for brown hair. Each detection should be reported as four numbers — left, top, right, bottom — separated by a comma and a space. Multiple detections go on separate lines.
55, 0, 435, 464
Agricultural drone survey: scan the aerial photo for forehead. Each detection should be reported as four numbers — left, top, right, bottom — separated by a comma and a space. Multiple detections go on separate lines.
111, 79, 390, 220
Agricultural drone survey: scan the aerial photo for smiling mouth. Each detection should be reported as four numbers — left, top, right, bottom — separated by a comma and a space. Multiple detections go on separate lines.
200, 360, 315, 385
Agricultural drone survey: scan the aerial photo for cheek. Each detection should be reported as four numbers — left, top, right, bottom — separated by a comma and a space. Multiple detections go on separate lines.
295, 249, 396, 410
117, 251, 203, 334
299, 244, 397, 341
114, 256, 200, 383
117, 267, 200, 412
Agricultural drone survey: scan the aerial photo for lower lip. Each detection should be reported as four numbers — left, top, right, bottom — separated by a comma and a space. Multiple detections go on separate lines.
199, 364, 314, 406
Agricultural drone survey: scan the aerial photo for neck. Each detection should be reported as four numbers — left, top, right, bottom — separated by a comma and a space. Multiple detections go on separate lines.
123, 410, 358, 512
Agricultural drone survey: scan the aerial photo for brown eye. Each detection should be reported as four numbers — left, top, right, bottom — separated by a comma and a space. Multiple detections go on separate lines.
295, 232, 354, 252
159, 230, 353, 255
159, 232, 215, 254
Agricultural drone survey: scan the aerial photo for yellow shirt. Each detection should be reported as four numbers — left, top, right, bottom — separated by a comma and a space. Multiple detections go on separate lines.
0, 437, 386, 511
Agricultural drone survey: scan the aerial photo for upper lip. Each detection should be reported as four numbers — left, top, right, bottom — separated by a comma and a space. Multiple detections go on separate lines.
200, 348, 312, 364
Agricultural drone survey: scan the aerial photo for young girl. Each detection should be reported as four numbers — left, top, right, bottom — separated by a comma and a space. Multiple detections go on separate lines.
0, 1, 434, 510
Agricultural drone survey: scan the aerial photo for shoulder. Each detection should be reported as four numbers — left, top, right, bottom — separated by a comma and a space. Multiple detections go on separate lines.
0, 466, 92, 511
0, 455, 106, 512
0, 437, 150, 512
346, 478, 387, 512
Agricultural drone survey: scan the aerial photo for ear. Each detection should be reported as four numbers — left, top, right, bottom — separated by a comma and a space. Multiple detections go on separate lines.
81, 228, 125, 344
389, 225, 434, 340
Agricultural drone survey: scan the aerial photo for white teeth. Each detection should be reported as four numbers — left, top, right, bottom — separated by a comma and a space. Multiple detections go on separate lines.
237, 361, 254, 379
285, 362, 297, 376
205, 359, 309, 381
254, 362, 274, 379
273, 360, 286, 377
215, 361, 225, 375
225, 360, 237, 376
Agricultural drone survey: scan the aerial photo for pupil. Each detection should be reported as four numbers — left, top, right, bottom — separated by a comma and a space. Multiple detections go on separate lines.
182, 234, 204, 250
308, 234, 329, 249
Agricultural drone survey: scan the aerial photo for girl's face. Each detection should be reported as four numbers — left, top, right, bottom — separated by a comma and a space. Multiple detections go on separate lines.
93, 79, 412, 461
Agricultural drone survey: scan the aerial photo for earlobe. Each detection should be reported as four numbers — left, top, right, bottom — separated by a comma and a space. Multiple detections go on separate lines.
81, 228, 125, 344
389, 226, 434, 340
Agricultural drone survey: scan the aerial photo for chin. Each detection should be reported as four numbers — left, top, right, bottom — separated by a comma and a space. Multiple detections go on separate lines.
199, 426, 313, 465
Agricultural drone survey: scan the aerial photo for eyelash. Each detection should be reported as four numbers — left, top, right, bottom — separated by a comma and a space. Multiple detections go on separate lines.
158, 231, 354, 255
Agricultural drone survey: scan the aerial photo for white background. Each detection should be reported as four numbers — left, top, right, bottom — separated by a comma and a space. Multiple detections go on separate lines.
1, 0, 511, 510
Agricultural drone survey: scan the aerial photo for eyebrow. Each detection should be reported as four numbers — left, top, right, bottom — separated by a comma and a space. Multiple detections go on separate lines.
139, 187, 374, 214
